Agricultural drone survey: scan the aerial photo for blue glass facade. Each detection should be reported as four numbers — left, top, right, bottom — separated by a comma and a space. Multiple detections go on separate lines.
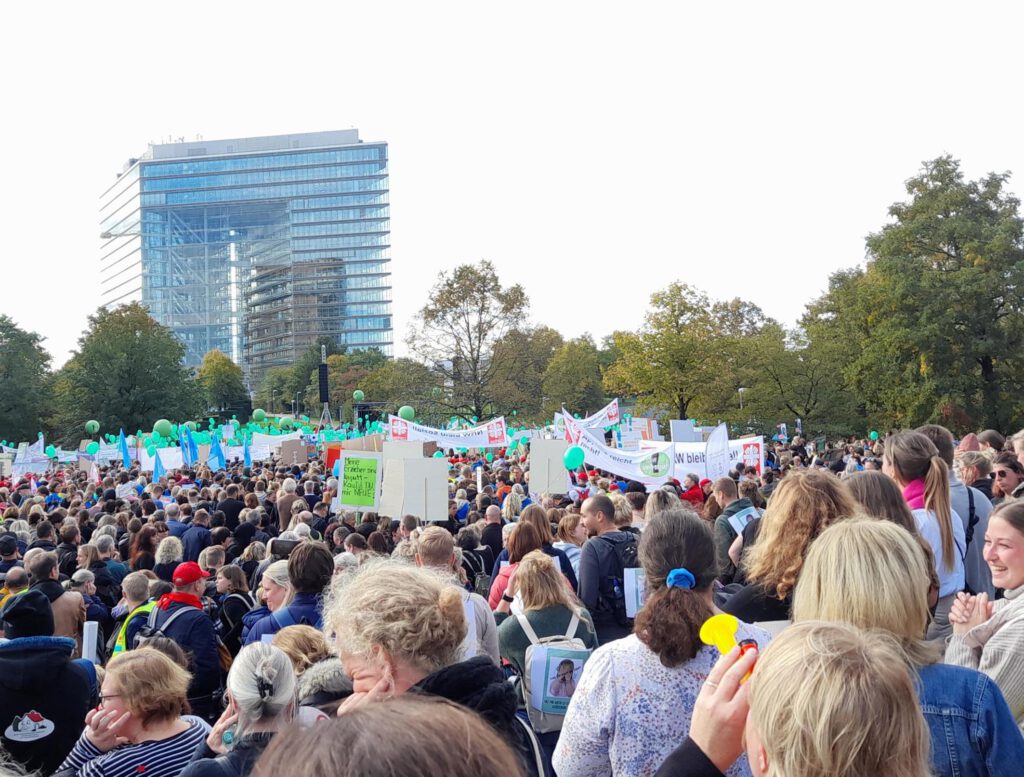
99, 130, 392, 388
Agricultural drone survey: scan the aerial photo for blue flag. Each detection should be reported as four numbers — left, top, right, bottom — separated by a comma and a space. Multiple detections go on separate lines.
152, 449, 166, 481
243, 437, 252, 468
185, 427, 199, 467
118, 429, 131, 468
179, 427, 192, 467
208, 435, 227, 471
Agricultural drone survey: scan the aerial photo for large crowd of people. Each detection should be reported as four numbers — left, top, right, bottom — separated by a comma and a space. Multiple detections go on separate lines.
0, 423, 1023, 776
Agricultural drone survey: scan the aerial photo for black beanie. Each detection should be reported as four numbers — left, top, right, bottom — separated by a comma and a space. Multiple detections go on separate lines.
0, 589, 55, 638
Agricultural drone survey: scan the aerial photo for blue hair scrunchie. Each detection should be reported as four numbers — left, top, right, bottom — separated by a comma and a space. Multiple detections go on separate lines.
666, 568, 696, 590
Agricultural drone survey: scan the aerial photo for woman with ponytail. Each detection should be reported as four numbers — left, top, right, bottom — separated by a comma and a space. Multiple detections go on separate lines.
180, 643, 297, 777
554, 509, 770, 777
885, 430, 966, 640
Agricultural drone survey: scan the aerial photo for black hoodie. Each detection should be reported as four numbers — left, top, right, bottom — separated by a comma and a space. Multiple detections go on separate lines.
413, 655, 538, 776
0, 636, 93, 775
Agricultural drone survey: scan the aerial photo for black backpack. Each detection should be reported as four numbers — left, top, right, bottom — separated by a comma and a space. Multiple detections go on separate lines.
597, 533, 640, 627
134, 605, 191, 648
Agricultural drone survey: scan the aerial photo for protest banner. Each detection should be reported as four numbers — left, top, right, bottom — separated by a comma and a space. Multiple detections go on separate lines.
336, 451, 384, 511
387, 415, 508, 449
251, 431, 303, 449
705, 423, 731, 481
527, 439, 570, 496
379, 458, 449, 521
554, 398, 620, 430
563, 413, 675, 488
643, 435, 765, 480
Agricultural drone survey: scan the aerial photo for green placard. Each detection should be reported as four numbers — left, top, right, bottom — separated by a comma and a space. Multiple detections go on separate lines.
341, 455, 380, 507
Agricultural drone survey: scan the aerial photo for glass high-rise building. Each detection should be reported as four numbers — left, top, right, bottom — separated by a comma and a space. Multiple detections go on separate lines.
99, 129, 392, 389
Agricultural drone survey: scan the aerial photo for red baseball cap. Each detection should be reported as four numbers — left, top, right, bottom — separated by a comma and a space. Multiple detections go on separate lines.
172, 561, 210, 586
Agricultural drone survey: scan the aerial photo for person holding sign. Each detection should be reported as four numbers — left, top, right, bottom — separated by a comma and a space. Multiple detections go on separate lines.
554, 510, 770, 777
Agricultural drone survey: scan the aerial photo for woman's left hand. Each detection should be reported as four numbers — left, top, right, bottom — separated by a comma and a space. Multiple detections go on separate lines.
336, 676, 391, 716
84, 707, 131, 753
206, 706, 239, 754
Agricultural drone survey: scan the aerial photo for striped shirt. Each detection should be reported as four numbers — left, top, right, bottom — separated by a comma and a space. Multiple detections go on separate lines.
56, 716, 210, 777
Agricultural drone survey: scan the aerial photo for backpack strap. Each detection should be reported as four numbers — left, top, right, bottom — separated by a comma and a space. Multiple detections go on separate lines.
564, 612, 580, 639
151, 604, 193, 635
514, 611, 542, 645
271, 606, 297, 630
513, 714, 547, 777
965, 488, 978, 548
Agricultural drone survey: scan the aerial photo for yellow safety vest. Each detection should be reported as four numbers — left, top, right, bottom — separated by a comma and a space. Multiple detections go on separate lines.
113, 601, 156, 654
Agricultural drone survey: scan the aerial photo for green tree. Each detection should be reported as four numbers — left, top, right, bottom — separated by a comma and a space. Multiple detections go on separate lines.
254, 367, 299, 415
812, 157, 1024, 432
542, 336, 604, 418
408, 260, 530, 420
488, 326, 564, 422
0, 316, 52, 443
604, 283, 773, 422
50, 303, 201, 443
360, 358, 441, 423
197, 349, 248, 413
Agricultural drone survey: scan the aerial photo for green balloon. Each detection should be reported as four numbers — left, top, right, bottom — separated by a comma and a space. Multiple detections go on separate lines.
185, 421, 198, 431
486, 452, 494, 462
869, 430, 880, 441
153, 419, 172, 438
253, 408, 266, 422
44, 444, 57, 458
433, 450, 446, 458
353, 389, 365, 402
146, 445, 157, 456
280, 416, 295, 430
398, 405, 415, 421
85, 420, 100, 435
86, 441, 100, 455
563, 445, 585, 470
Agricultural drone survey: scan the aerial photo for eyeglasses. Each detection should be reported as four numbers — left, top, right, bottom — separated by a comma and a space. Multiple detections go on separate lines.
995, 470, 1014, 479
98, 693, 122, 706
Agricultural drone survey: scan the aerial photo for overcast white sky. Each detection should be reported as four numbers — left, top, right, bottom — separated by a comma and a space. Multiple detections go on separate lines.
2, 1, 1022, 367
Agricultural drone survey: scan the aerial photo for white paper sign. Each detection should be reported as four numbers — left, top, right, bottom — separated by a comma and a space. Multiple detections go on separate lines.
624, 567, 647, 619
378, 458, 449, 521
527, 439, 570, 496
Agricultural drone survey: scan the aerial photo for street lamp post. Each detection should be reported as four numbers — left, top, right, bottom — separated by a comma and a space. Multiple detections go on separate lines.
738, 387, 748, 410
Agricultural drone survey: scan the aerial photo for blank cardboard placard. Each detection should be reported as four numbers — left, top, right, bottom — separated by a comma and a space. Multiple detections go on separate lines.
379, 458, 448, 521
198, 445, 210, 464
340, 434, 385, 452
528, 439, 570, 496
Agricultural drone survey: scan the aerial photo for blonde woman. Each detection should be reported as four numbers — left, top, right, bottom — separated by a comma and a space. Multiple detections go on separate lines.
272, 624, 332, 677
793, 517, 1024, 773
495, 550, 597, 701
56, 648, 210, 776
884, 431, 966, 639
240, 560, 292, 645
153, 535, 184, 583
723, 470, 857, 623
325, 560, 533, 769
502, 489, 524, 522
552, 512, 587, 579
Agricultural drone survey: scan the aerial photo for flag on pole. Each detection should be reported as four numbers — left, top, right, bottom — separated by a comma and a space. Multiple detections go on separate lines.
243, 437, 252, 468
179, 426, 192, 467
152, 450, 166, 481
207, 435, 227, 471
185, 427, 199, 467
90, 459, 101, 485
118, 429, 131, 468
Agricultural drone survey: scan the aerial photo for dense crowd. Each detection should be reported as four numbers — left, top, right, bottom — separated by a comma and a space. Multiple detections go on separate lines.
1, 422, 1023, 777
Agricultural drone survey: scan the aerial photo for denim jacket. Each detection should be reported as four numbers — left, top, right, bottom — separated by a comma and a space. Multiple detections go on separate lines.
918, 663, 1024, 776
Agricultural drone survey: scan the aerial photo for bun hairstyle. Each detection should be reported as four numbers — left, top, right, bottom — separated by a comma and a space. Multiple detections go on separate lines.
885, 431, 955, 572
634, 509, 716, 667
228, 643, 297, 731
326, 559, 468, 677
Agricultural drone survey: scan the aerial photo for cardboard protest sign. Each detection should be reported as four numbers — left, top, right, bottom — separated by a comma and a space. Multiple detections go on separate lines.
379, 458, 448, 521
340, 434, 384, 452
336, 452, 384, 511
527, 439, 570, 496
625, 568, 647, 618
528, 645, 590, 715
279, 439, 305, 465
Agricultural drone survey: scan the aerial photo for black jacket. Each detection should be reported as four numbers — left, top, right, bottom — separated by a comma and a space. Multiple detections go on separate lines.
414, 655, 538, 776
0, 636, 93, 775
654, 737, 725, 777
180, 732, 275, 777
56, 542, 79, 578
88, 560, 120, 608
216, 498, 246, 531
970, 477, 993, 501
480, 522, 504, 563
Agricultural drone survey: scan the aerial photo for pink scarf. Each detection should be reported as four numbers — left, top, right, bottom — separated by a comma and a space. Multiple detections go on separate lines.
902, 479, 926, 510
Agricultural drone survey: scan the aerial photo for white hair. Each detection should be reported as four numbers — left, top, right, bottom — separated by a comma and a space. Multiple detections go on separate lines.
226, 643, 296, 734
